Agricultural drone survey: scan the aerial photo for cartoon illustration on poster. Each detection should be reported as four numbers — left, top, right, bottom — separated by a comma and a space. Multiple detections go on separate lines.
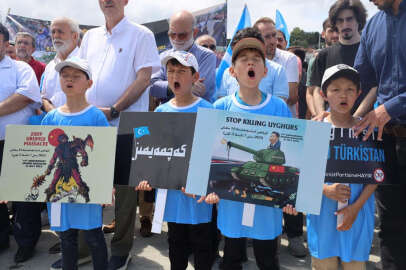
325, 128, 397, 185
186, 108, 331, 214
0, 125, 117, 204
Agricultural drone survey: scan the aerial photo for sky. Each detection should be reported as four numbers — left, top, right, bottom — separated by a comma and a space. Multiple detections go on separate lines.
1, 0, 378, 36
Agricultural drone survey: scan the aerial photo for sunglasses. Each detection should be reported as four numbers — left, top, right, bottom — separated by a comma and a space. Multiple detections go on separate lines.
202, 44, 216, 51
168, 31, 191, 40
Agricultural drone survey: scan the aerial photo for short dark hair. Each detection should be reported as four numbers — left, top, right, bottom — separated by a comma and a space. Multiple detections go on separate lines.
329, 0, 367, 31
166, 58, 196, 74
323, 19, 333, 31
272, 131, 280, 138
0, 23, 9, 42
230, 27, 265, 64
277, 30, 286, 42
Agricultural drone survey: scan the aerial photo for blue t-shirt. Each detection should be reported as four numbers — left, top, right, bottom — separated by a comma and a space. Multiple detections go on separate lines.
41, 105, 109, 231
155, 97, 214, 224
307, 180, 375, 262
213, 93, 291, 240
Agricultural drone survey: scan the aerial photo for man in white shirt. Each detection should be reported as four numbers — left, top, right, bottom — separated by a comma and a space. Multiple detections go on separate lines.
79, 1, 160, 269
0, 23, 42, 263
41, 17, 81, 112
254, 17, 299, 118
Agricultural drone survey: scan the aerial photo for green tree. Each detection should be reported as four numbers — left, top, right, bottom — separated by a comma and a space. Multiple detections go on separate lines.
290, 27, 320, 48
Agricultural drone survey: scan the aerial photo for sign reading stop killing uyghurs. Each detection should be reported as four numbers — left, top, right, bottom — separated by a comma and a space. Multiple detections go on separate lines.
185, 108, 332, 215
324, 128, 397, 184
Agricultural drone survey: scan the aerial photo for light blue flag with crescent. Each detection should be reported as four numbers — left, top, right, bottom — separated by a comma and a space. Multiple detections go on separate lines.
215, 5, 251, 91
134, 126, 150, 139
275, 9, 290, 48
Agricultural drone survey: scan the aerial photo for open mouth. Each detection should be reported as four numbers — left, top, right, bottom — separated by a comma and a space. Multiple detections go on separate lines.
248, 70, 255, 78
174, 82, 181, 89
340, 102, 348, 106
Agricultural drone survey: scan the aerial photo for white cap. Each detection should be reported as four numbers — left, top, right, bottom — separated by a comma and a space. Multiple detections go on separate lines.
321, 64, 359, 91
55, 56, 92, 80
161, 51, 199, 72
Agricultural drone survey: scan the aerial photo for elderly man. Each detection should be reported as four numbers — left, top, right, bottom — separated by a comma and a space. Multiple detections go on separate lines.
15, 32, 46, 84
150, 10, 217, 102
353, 0, 406, 269
41, 17, 81, 113
79, 0, 160, 269
0, 23, 41, 263
253, 18, 299, 118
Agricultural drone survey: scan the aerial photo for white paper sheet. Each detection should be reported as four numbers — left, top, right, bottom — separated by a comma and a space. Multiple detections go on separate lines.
50, 202, 61, 227
242, 203, 255, 227
151, 189, 167, 234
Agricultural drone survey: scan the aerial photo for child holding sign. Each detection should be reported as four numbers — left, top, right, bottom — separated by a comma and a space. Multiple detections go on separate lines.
41, 57, 109, 270
137, 51, 219, 269
213, 27, 295, 270
307, 64, 377, 270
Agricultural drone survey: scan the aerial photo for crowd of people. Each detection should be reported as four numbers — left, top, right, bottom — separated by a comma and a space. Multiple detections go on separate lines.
0, 0, 405, 269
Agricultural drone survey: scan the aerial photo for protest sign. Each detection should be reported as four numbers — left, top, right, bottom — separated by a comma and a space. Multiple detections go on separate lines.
122, 112, 196, 189
0, 125, 117, 204
325, 128, 397, 184
186, 108, 331, 214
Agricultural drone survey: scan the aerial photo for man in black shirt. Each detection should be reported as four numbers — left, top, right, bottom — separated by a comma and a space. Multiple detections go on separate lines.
310, 0, 367, 115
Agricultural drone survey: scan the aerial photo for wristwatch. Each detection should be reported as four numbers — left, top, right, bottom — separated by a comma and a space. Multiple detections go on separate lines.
110, 106, 120, 119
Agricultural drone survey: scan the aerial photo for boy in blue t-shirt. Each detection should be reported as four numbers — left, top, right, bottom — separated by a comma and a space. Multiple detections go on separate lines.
137, 51, 219, 269
307, 64, 376, 270
214, 27, 295, 270
41, 57, 109, 270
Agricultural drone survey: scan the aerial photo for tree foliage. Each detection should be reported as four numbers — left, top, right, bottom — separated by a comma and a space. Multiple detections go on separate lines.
289, 27, 320, 48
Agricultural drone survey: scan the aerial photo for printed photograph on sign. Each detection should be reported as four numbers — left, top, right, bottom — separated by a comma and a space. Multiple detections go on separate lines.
186, 108, 331, 214
0, 125, 117, 204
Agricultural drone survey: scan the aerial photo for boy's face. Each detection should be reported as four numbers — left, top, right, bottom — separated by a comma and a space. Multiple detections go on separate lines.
323, 77, 360, 114
269, 133, 278, 144
59, 66, 92, 97
230, 49, 267, 89
166, 61, 199, 96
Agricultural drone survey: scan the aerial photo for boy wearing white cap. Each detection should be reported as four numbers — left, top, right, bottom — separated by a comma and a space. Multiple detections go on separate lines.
137, 51, 219, 269
41, 57, 109, 270
307, 64, 376, 270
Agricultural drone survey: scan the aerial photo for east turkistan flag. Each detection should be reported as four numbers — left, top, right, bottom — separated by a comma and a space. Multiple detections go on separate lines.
215, 5, 251, 90
275, 9, 290, 48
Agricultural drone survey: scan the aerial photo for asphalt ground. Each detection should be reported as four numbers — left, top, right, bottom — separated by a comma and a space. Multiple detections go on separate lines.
0, 206, 381, 270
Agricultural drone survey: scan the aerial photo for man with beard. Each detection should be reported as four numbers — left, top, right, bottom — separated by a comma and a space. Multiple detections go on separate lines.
15, 32, 46, 84
353, 0, 406, 269
306, 19, 338, 118
310, 0, 367, 115
79, 0, 160, 269
41, 17, 81, 113
150, 10, 217, 102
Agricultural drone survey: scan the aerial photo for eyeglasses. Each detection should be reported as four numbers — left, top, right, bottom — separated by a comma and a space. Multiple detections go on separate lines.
168, 31, 191, 40
201, 44, 216, 51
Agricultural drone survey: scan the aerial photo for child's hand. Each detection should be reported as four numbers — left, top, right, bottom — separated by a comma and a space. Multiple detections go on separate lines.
136, 180, 152, 191
335, 204, 360, 231
181, 187, 197, 199
191, 79, 206, 97
311, 111, 330, 122
282, 204, 298, 215
0, 201, 8, 204
323, 183, 351, 203
205, 192, 219, 204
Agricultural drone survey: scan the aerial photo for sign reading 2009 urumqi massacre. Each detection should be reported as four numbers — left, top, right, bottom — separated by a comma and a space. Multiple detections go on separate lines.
325, 128, 397, 185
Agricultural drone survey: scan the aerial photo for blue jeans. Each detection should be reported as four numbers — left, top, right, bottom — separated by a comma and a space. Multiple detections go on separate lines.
60, 228, 107, 270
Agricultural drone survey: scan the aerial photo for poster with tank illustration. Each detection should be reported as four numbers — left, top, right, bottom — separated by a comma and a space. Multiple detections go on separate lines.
185, 108, 331, 214
0, 125, 117, 204
325, 128, 397, 184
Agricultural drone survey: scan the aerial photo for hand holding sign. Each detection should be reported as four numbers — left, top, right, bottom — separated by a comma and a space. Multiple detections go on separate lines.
323, 183, 351, 203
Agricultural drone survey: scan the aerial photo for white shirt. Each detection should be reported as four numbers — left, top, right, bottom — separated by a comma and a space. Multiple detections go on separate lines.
41, 47, 80, 108
273, 48, 299, 117
0, 56, 41, 139
79, 16, 161, 126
